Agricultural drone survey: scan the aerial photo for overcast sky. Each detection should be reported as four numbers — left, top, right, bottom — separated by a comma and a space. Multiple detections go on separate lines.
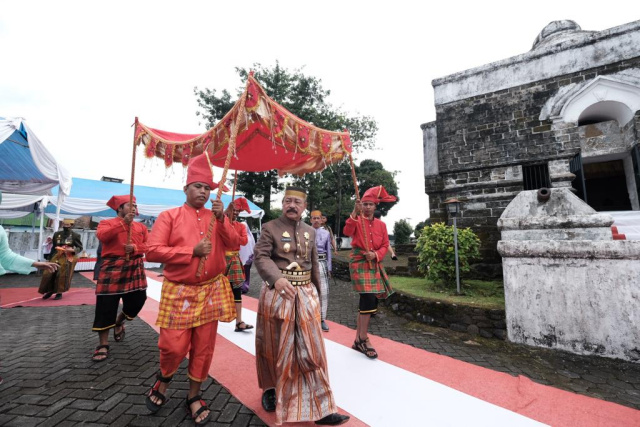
0, 1, 633, 229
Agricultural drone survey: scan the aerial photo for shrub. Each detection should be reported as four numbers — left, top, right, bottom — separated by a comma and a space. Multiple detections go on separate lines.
415, 222, 480, 287
393, 219, 413, 244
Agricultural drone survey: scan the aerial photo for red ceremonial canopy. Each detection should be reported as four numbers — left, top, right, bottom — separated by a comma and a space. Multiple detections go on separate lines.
134, 74, 353, 176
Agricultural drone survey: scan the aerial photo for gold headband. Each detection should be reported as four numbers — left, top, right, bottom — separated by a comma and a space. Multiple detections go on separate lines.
285, 189, 307, 200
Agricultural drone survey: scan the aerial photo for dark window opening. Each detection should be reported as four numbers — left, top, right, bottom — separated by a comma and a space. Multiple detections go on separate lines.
583, 160, 631, 211
522, 164, 551, 191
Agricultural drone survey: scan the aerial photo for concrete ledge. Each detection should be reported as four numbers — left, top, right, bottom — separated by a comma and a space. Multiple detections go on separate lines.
498, 214, 614, 230
498, 240, 640, 259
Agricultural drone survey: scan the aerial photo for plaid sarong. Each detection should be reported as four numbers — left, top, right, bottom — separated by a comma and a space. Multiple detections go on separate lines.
225, 252, 245, 288
349, 247, 393, 298
96, 255, 147, 295
156, 274, 236, 329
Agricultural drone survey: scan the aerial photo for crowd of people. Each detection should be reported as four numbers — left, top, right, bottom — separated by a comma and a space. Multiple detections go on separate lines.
1, 152, 399, 426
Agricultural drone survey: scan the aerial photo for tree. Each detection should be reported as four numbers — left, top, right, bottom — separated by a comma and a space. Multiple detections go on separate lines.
393, 219, 413, 245
194, 62, 378, 220
292, 158, 399, 237
414, 218, 431, 239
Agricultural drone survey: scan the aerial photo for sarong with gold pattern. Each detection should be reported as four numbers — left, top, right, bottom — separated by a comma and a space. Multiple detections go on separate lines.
255, 282, 337, 425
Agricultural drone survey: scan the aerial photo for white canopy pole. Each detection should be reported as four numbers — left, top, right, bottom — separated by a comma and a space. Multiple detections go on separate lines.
37, 202, 45, 261
53, 191, 62, 232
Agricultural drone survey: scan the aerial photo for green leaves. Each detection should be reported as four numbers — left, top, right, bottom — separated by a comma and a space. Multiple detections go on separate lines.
393, 219, 413, 244
415, 222, 480, 287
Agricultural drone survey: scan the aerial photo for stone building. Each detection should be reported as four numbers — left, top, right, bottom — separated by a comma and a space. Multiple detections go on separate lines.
422, 20, 640, 266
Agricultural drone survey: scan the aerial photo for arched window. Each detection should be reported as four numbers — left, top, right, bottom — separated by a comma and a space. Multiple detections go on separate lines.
577, 101, 634, 126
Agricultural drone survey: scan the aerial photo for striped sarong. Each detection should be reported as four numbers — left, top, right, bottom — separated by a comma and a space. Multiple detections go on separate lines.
96, 255, 147, 295
255, 282, 336, 424
156, 274, 236, 329
349, 247, 393, 298
225, 251, 245, 288
318, 258, 329, 321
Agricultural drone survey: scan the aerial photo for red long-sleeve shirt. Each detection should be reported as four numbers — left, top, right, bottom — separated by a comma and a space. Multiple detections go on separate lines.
343, 215, 390, 262
96, 217, 148, 257
146, 204, 240, 285
227, 221, 249, 251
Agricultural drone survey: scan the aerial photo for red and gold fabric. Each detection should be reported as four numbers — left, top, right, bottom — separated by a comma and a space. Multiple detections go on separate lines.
349, 247, 393, 298
133, 74, 352, 177
225, 251, 245, 288
96, 255, 147, 295
97, 217, 148, 258
343, 215, 390, 262
156, 274, 236, 329
38, 250, 77, 295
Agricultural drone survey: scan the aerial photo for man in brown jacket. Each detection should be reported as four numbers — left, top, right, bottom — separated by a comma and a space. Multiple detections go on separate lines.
254, 186, 349, 426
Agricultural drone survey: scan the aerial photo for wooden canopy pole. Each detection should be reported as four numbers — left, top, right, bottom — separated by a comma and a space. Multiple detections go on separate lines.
196, 83, 249, 278
125, 117, 139, 261
348, 153, 373, 268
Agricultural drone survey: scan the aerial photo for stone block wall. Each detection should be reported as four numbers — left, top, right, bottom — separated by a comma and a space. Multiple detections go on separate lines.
426, 56, 640, 263
384, 292, 506, 340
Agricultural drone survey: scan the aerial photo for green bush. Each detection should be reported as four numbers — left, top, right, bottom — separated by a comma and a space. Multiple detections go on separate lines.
415, 222, 480, 287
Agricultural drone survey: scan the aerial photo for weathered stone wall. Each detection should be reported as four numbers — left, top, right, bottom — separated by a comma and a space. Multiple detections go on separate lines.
384, 292, 506, 340
500, 241, 640, 361
426, 56, 640, 263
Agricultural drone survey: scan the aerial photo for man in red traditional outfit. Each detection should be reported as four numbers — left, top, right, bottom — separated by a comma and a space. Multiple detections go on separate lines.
254, 186, 349, 426
343, 185, 396, 360
144, 153, 239, 426
92, 195, 148, 362
224, 197, 254, 332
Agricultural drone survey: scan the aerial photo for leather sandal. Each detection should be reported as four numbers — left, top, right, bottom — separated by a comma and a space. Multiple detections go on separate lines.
113, 323, 125, 342
91, 345, 109, 362
352, 337, 378, 359
234, 321, 254, 332
145, 372, 172, 413
185, 394, 212, 425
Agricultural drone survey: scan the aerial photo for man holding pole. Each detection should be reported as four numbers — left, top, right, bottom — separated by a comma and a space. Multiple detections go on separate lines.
254, 186, 349, 426
91, 195, 148, 362
144, 153, 239, 425
224, 196, 253, 332
343, 185, 396, 360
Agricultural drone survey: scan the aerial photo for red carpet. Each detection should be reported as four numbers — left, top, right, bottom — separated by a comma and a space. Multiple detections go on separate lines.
0, 287, 96, 308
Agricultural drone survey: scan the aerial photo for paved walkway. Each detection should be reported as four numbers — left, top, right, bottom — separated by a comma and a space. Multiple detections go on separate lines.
0, 266, 639, 426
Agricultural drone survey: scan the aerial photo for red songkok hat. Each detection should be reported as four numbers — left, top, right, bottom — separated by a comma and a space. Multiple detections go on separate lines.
233, 197, 251, 213
361, 185, 397, 204
186, 153, 230, 191
107, 195, 136, 211
187, 153, 215, 188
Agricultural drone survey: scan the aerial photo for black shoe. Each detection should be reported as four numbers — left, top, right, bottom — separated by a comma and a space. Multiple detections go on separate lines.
315, 413, 350, 425
42, 292, 53, 300
321, 321, 329, 332
53, 293, 62, 300
261, 389, 276, 412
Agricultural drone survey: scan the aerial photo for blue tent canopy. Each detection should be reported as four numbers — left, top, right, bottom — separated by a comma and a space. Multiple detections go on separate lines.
45, 178, 264, 220
0, 117, 72, 195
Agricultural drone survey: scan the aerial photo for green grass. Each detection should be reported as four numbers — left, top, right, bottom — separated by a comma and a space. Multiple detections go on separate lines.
389, 276, 505, 309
